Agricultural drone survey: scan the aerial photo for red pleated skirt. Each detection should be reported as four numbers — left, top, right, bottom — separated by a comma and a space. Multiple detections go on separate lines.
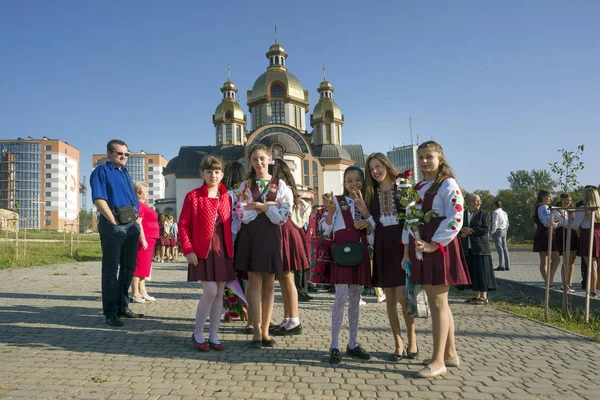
281, 219, 309, 273
408, 217, 470, 286
188, 223, 236, 282
577, 225, 600, 258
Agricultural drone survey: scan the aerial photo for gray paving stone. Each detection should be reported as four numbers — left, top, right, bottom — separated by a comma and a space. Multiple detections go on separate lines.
1, 258, 600, 399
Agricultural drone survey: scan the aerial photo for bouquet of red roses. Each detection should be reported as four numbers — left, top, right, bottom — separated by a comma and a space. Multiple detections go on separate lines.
223, 288, 245, 319
395, 170, 439, 260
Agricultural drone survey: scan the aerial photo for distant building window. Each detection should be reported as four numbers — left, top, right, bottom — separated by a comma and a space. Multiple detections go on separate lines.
225, 110, 233, 120
325, 125, 332, 144
271, 100, 285, 124
217, 125, 223, 142
236, 126, 242, 143
303, 160, 309, 186
148, 159, 154, 164
45, 182, 51, 188
45, 173, 51, 178
45, 164, 51, 169
45, 220, 51, 226
255, 105, 262, 128
149, 183, 154, 187
148, 167, 153, 171
271, 84, 285, 98
65, 167, 68, 172
149, 191, 154, 195
45, 192, 51, 197
45, 145, 51, 150
337, 125, 341, 144
226, 125, 232, 143
312, 161, 318, 189
295, 106, 302, 129
325, 110, 333, 122
96, 159, 102, 164
45, 211, 51, 216
65, 149, 68, 154
149, 175, 153, 179
45, 201, 51, 206
46, 155, 51, 160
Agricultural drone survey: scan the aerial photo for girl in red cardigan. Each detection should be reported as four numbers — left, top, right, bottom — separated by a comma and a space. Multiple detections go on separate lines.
178, 156, 236, 352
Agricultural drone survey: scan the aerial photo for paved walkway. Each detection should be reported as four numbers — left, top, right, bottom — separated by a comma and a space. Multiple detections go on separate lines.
1, 259, 599, 399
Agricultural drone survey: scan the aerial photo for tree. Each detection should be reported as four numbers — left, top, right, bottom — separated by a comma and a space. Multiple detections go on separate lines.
508, 169, 556, 193
78, 210, 93, 233
549, 144, 585, 196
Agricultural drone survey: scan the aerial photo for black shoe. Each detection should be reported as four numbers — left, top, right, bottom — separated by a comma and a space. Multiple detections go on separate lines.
298, 292, 311, 302
261, 338, 276, 347
308, 284, 318, 293
329, 348, 342, 364
251, 339, 263, 348
505, 267, 510, 271
243, 326, 254, 335
106, 316, 124, 327
346, 344, 372, 360
405, 346, 419, 360
494, 266, 505, 271
117, 309, 144, 319
273, 324, 303, 336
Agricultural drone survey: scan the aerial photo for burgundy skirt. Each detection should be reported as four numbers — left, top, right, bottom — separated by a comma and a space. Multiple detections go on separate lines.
330, 230, 371, 287
533, 223, 559, 252
577, 225, 600, 258
169, 236, 178, 247
188, 223, 236, 282
372, 224, 406, 288
281, 219, 309, 273
408, 217, 470, 286
234, 213, 283, 275
555, 227, 579, 255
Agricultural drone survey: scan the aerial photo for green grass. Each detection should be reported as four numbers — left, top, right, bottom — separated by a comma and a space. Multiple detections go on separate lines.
0, 240, 102, 269
0, 229, 100, 241
492, 298, 600, 341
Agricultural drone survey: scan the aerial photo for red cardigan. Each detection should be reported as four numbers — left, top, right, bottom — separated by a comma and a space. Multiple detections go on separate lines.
178, 182, 233, 260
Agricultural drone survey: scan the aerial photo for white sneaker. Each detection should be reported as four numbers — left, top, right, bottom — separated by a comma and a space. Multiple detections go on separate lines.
377, 294, 386, 303
143, 295, 156, 302
359, 299, 367, 306
130, 296, 145, 304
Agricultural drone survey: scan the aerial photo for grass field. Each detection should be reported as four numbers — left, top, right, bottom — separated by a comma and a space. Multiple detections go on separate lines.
0, 229, 100, 241
0, 240, 102, 269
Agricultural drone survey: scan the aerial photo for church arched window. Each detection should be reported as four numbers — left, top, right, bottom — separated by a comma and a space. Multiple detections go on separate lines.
272, 144, 284, 159
271, 84, 285, 98
325, 110, 333, 122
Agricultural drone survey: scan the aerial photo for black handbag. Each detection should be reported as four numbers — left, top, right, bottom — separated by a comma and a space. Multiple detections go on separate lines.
113, 172, 138, 224
115, 206, 138, 224
333, 241, 364, 266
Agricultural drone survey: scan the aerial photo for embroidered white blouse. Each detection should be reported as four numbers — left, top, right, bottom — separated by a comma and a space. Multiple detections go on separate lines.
228, 189, 242, 240
320, 195, 376, 245
235, 178, 292, 226
401, 178, 464, 247
538, 205, 560, 228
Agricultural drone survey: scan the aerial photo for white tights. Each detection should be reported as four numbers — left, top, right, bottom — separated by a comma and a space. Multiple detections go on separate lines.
330, 284, 362, 350
194, 281, 225, 344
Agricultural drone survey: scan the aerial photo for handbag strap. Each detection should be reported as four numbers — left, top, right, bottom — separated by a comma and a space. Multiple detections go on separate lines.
335, 196, 355, 232
122, 169, 136, 207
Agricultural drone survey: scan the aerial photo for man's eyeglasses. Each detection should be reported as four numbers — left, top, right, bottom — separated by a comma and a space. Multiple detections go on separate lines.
112, 151, 130, 157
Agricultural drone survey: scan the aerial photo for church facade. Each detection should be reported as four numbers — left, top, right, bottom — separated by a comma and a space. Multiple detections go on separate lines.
156, 40, 365, 218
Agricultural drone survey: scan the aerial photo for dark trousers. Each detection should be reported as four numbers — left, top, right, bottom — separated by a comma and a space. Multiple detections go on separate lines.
98, 215, 140, 318
294, 268, 308, 293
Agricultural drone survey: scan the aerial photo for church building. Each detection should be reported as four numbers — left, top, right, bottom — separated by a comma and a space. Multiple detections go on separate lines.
156, 39, 365, 217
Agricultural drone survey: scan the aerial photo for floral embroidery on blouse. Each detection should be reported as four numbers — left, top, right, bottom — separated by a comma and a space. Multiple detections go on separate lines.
448, 190, 464, 230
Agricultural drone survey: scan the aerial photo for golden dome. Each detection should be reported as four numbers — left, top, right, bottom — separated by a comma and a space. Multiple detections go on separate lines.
317, 80, 334, 93
267, 43, 287, 57
214, 101, 246, 125
247, 69, 308, 105
221, 80, 237, 92
311, 100, 343, 125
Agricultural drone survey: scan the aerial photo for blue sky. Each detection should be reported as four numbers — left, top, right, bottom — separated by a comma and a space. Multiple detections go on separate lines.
1, 1, 598, 196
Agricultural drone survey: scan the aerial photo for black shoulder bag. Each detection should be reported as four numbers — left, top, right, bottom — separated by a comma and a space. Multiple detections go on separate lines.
332, 196, 364, 267
113, 173, 138, 224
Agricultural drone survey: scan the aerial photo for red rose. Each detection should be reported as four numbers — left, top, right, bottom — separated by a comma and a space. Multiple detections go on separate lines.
405, 170, 413, 178
227, 311, 239, 318
416, 199, 423, 205
226, 296, 239, 305
455, 204, 463, 212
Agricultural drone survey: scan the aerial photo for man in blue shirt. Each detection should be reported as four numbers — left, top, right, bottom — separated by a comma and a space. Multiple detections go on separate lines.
90, 139, 143, 326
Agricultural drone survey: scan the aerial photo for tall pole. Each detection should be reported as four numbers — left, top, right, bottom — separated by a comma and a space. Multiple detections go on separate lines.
562, 213, 573, 317
585, 210, 595, 323
544, 211, 555, 319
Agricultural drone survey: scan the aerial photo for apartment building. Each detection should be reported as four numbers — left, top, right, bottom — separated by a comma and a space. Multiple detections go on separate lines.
387, 144, 423, 183
0, 137, 80, 231
91, 151, 168, 206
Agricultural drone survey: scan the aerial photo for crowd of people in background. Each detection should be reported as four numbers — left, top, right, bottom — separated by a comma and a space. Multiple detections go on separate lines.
91, 138, 599, 380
